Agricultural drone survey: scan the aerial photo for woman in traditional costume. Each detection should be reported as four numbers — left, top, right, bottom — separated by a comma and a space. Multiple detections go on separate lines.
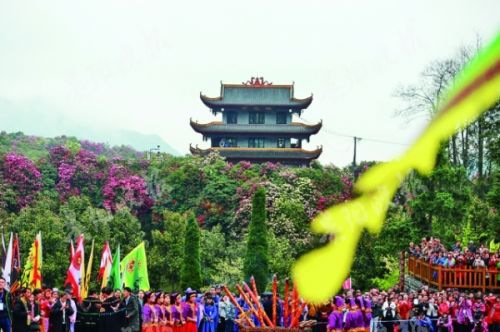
157, 293, 168, 332
362, 294, 372, 332
327, 296, 345, 332
158, 293, 173, 332
143, 292, 159, 332
345, 297, 364, 332
172, 293, 185, 332
163, 293, 174, 332
183, 291, 198, 332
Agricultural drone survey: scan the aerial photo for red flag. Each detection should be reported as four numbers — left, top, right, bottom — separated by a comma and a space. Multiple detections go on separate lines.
9, 234, 22, 294
342, 276, 352, 290
64, 235, 85, 300
97, 242, 112, 288
70, 240, 75, 261
31, 233, 42, 288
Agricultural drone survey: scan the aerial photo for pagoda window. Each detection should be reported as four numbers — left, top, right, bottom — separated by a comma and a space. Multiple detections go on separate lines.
277, 138, 286, 148
227, 111, 237, 124
219, 137, 237, 147
276, 112, 287, 124
249, 112, 265, 124
248, 137, 264, 148
291, 138, 301, 148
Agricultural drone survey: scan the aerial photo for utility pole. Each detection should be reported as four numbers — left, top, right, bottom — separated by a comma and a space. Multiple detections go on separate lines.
149, 145, 160, 160
352, 136, 361, 167
352, 137, 361, 179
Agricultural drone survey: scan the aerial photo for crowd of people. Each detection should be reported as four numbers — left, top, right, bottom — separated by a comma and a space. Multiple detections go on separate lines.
408, 238, 500, 270
322, 287, 500, 332
0, 274, 499, 332
0, 277, 143, 332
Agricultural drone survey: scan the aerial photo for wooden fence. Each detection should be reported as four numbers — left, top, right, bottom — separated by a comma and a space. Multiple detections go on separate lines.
407, 256, 500, 292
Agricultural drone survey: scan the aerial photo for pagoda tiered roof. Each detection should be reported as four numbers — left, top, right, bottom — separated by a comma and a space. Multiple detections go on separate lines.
190, 119, 322, 137
190, 145, 322, 163
200, 78, 312, 111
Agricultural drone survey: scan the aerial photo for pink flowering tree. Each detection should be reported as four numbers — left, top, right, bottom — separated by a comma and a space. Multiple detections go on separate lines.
103, 163, 153, 215
52, 147, 105, 202
1, 153, 43, 209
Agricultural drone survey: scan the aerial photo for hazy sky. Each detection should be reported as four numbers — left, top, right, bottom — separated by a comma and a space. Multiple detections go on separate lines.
0, 1, 498, 166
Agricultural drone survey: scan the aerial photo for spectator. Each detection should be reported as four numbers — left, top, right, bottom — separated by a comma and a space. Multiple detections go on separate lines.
452, 241, 462, 252
398, 294, 411, 332
469, 241, 477, 254
473, 254, 485, 268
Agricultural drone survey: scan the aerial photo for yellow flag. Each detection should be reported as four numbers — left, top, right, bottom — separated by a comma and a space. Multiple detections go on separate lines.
21, 232, 43, 289
81, 239, 94, 299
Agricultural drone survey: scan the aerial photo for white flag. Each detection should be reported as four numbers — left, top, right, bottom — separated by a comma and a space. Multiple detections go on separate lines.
2, 233, 13, 290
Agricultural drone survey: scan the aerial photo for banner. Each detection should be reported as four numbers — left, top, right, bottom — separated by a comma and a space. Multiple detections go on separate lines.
120, 242, 150, 292
108, 245, 121, 291
65, 235, 85, 300
21, 232, 42, 289
98, 242, 112, 289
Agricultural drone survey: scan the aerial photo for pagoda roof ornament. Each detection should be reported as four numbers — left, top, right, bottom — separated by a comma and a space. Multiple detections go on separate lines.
242, 76, 273, 86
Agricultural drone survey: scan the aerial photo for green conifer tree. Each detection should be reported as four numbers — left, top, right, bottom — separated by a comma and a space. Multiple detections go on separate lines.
244, 187, 269, 292
181, 214, 202, 290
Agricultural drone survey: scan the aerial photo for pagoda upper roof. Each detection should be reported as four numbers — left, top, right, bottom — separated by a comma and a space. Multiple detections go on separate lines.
200, 77, 313, 110
190, 119, 322, 137
190, 145, 322, 161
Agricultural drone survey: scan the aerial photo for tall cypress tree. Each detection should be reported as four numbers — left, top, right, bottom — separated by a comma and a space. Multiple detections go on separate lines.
244, 187, 269, 293
181, 214, 202, 290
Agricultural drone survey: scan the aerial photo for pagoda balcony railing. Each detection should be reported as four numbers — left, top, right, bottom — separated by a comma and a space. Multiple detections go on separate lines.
407, 255, 500, 292
189, 145, 322, 160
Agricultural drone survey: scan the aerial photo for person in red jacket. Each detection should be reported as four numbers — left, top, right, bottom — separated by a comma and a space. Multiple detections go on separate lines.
398, 294, 411, 332
486, 296, 500, 332
438, 296, 450, 317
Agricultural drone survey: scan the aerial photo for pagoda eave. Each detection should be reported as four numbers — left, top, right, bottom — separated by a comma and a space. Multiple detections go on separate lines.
199, 94, 313, 111
190, 119, 322, 136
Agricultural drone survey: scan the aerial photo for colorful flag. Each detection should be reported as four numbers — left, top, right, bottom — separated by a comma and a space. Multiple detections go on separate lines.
342, 277, 351, 290
21, 232, 43, 289
2, 233, 13, 290
0, 233, 6, 270
107, 245, 121, 291
65, 235, 85, 300
98, 242, 112, 289
81, 239, 94, 299
9, 234, 21, 293
70, 240, 75, 261
120, 242, 150, 292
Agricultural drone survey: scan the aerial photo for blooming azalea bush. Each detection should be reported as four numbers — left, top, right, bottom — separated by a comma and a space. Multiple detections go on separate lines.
1, 153, 43, 209
103, 163, 153, 214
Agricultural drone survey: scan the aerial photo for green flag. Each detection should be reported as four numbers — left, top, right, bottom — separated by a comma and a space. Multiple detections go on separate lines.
107, 245, 122, 290
120, 242, 150, 292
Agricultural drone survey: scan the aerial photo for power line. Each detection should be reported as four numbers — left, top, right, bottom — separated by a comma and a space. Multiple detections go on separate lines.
299, 117, 411, 146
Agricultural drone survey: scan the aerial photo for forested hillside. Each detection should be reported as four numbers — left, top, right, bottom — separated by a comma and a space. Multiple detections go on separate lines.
0, 122, 497, 291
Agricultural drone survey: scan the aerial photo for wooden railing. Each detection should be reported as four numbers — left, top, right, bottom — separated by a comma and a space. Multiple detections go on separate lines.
407, 256, 500, 292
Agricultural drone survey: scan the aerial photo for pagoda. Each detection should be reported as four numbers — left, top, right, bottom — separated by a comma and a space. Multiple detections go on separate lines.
190, 77, 322, 167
